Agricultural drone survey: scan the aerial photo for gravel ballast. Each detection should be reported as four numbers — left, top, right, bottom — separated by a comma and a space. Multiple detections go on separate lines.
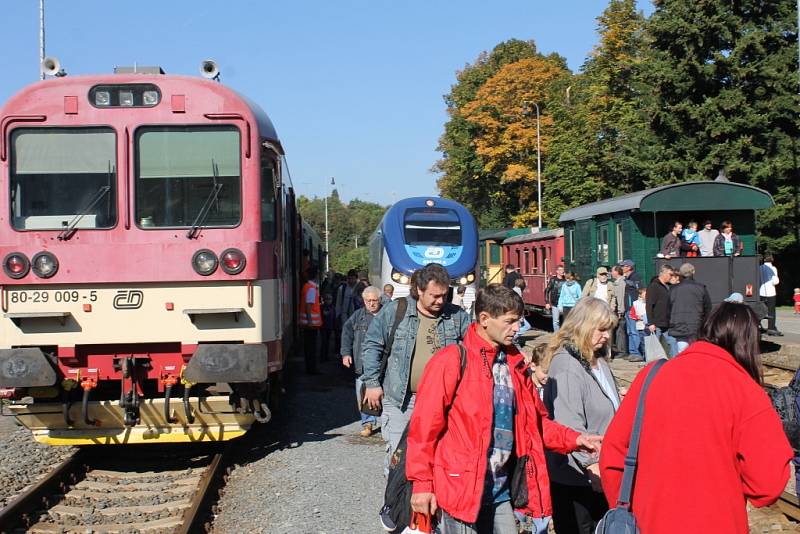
212, 358, 386, 534
0, 425, 76, 508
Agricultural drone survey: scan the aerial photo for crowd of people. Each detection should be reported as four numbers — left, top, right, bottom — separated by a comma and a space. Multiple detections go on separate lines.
658, 219, 744, 259
304, 259, 792, 533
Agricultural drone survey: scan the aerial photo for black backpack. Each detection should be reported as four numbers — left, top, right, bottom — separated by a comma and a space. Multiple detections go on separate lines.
378, 344, 467, 533
768, 368, 800, 449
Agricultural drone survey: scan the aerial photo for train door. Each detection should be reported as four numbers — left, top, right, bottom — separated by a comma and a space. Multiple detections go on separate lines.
259, 146, 282, 338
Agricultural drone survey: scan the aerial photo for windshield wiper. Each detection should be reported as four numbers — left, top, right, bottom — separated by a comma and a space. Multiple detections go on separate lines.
186, 161, 224, 239
58, 185, 112, 241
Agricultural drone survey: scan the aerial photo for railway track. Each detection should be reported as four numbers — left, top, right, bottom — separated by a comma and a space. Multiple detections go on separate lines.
0, 445, 229, 534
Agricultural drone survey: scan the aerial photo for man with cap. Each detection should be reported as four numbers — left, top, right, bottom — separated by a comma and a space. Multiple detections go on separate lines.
667, 262, 712, 355
621, 259, 645, 361
582, 266, 616, 309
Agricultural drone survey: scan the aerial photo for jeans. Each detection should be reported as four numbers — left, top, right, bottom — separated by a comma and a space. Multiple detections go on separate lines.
551, 306, 561, 332
551, 482, 608, 534
354, 375, 377, 427
439, 500, 517, 534
625, 311, 641, 357
381, 392, 415, 476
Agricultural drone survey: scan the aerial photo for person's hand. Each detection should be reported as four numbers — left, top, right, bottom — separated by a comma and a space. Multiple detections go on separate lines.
586, 463, 603, 493
648, 324, 656, 333
341, 355, 353, 368
545, 303, 551, 310
410, 492, 438, 515
364, 387, 383, 410
576, 433, 603, 454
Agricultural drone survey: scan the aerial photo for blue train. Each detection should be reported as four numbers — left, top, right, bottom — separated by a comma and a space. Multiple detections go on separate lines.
368, 197, 479, 306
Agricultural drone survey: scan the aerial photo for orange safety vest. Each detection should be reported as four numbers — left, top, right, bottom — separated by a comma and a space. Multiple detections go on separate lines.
299, 280, 322, 328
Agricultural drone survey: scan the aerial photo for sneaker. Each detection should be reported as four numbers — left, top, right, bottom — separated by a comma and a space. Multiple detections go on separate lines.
766, 329, 784, 337
379, 505, 396, 531
359, 423, 373, 437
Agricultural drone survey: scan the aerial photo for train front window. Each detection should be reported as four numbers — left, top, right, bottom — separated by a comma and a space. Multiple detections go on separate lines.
135, 126, 241, 228
403, 208, 462, 246
10, 128, 117, 231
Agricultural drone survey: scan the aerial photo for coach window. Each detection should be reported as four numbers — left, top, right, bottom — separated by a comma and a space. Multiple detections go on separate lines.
489, 242, 501, 266
597, 224, 609, 264
10, 127, 117, 230
615, 223, 624, 263
524, 249, 530, 274
260, 150, 277, 240
541, 247, 548, 272
135, 126, 241, 228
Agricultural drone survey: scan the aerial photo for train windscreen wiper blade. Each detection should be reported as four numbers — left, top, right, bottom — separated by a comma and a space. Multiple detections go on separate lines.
186, 160, 224, 240
186, 183, 224, 239
58, 185, 112, 241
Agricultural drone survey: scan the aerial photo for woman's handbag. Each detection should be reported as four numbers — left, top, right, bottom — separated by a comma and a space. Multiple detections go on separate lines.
595, 359, 666, 534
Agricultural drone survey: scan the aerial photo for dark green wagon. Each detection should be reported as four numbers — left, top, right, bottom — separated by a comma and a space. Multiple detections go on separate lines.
558, 181, 774, 305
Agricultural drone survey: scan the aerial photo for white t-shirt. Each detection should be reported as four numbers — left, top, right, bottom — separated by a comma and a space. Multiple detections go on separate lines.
592, 366, 619, 411
594, 281, 608, 303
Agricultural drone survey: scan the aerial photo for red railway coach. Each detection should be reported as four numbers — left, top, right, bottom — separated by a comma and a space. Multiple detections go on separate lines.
0, 66, 306, 445
502, 228, 564, 311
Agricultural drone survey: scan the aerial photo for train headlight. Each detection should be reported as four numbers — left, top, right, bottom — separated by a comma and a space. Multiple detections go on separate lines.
391, 269, 410, 285
391, 271, 401, 282
95, 91, 111, 106
3, 253, 30, 279
458, 276, 468, 285
142, 90, 160, 106
220, 248, 246, 275
192, 249, 218, 276
466, 273, 475, 283
399, 275, 410, 284
31, 252, 58, 279
119, 91, 134, 107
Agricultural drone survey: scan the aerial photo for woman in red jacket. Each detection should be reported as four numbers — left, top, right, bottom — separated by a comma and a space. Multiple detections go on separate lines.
406, 284, 601, 533
599, 302, 792, 533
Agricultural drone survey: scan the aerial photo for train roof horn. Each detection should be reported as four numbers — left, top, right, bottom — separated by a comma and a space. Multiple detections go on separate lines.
41, 56, 66, 77
200, 59, 220, 81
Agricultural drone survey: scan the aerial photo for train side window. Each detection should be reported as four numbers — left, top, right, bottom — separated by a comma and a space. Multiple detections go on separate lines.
490, 242, 501, 265
515, 249, 521, 269
10, 127, 117, 230
615, 223, 624, 262
524, 249, 530, 274
541, 247, 548, 272
532, 246, 538, 272
568, 229, 575, 260
597, 224, 609, 264
260, 151, 277, 240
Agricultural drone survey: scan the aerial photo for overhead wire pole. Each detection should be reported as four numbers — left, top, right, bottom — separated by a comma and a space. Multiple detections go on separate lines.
39, 0, 45, 80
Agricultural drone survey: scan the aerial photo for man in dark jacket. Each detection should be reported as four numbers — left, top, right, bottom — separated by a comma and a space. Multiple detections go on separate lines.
668, 262, 711, 354
621, 259, 645, 361
646, 265, 678, 357
503, 264, 524, 291
544, 265, 566, 332
341, 286, 383, 437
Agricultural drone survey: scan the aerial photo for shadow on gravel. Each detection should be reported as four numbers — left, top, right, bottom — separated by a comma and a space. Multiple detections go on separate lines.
229, 355, 364, 466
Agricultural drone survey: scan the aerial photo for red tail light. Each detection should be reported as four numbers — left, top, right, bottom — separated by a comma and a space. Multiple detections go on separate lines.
3, 253, 30, 279
220, 248, 246, 275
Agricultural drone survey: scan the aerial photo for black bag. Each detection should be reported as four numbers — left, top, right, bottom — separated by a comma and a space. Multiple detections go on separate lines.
361, 298, 409, 417
595, 359, 666, 534
379, 344, 467, 533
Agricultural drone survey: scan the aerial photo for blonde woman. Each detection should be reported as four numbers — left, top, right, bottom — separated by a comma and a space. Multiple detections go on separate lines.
543, 297, 620, 534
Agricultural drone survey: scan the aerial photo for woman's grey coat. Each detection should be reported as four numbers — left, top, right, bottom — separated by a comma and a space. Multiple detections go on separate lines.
544, 346, 620, 487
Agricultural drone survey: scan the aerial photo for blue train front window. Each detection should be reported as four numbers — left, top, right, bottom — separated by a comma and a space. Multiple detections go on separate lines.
403, 208, 462, 246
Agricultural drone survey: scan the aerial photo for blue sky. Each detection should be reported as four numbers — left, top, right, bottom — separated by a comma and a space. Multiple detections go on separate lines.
2, 1, 652, 205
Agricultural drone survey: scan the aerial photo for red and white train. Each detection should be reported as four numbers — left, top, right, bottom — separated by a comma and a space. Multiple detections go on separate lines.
0, 62, 317, 445
500, 228, 564, 312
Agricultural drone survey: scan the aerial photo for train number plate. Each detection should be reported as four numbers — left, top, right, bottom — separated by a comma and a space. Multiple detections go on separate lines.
7, 289, 98, 304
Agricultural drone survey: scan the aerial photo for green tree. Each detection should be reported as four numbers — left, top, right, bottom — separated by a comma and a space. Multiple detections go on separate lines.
434, 39, 541, 227
298, 192, 387, 274
642, 0, 800, 257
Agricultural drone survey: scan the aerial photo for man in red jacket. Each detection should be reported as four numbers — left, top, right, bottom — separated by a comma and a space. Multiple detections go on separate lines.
407, 284, 601, 533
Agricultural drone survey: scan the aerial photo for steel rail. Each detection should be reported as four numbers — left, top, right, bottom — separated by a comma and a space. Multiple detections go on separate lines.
176, 446, 230, 534
0, 450, 84, 533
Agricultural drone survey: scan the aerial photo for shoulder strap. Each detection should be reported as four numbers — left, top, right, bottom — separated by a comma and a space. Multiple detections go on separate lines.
617, 358, 667, 508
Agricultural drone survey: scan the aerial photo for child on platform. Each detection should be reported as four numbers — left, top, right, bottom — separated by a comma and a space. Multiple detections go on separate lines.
794, 288, 800, 315
681, 221, 701, 257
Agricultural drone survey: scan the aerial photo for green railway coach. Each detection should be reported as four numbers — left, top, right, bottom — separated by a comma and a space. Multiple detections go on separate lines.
558, 181, 774, 304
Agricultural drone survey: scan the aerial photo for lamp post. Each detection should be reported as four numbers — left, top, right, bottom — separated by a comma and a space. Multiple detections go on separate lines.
324, 177, 335, 272
523, 102, 543, 230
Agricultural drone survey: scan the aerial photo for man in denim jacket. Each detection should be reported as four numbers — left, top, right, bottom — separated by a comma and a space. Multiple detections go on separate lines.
362, 264, 470, 474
